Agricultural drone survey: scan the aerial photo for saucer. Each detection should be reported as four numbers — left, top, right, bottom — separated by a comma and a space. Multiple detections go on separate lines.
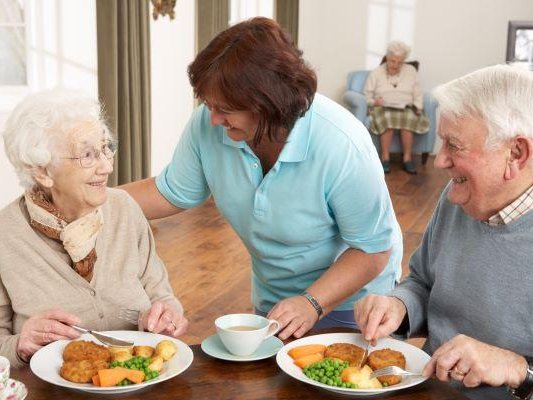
1, 378, 27, 400
201, 334, 283, 362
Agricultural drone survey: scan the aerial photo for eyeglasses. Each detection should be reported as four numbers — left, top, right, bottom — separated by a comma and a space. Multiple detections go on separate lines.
60, 140, 118, 168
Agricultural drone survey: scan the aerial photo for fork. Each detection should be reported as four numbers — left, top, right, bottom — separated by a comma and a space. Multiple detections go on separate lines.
369, 365, 423, 379
118, 308, 140, 325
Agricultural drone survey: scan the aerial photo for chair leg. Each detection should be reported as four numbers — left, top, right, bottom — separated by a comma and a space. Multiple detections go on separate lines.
421, 152, 429, 165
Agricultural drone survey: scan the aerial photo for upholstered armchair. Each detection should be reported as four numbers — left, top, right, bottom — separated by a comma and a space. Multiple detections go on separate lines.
343, 69, 438, 164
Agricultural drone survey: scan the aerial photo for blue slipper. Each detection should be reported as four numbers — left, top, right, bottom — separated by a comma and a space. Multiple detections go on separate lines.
403, 161, 417, 174
382, 160, 391, 174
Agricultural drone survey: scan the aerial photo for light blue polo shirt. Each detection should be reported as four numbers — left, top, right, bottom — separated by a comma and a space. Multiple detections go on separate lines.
156, 93, 402, 312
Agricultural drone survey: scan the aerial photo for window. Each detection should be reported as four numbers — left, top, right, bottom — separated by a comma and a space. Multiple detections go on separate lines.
0, 0, 27, 86
0, 0, 97, 113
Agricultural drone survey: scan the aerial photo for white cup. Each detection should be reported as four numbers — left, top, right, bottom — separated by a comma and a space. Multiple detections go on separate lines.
0, 378, 26, 400
215, 313, 280, 356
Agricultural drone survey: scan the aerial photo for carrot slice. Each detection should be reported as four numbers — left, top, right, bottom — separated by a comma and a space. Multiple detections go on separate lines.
293, 352, 324, 368
92, 374, 101, 386
98, 367, 129, 387
288, 344, 326, 360
124, 368, 145, 384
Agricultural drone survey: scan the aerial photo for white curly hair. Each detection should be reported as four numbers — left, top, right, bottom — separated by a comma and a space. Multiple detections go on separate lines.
433, 64, 533, 149
386, 41, 411, 59
2, 89, 111, 190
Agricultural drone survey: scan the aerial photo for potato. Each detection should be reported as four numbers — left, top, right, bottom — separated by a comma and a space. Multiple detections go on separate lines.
109, 346, 133, 357
155, 340, 177, 361
341, 365, 382, 389
148, 355, 164, 372
111, 350, 133, 363
133, 345, 155, 358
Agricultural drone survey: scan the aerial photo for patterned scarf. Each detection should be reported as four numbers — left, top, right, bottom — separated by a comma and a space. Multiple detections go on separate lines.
24, 187, 103, 281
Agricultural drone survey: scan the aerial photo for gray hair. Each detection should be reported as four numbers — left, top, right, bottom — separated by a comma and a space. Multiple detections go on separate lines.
2, 89, 109, 190
433, 64, 533, 149
386, 41, 410, 59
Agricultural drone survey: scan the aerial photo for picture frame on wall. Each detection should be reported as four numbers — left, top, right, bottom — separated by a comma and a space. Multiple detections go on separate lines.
506, 21, 533, 68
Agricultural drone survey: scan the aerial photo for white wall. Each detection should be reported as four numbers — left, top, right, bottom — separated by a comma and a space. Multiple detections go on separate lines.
150, 0, 195, 176
299, 0, 533, 102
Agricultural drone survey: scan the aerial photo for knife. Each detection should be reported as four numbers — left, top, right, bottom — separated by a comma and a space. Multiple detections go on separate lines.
359, 341, 371, 369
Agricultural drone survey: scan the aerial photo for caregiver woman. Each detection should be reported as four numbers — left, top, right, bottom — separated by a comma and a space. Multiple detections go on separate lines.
123, 17, 402, 340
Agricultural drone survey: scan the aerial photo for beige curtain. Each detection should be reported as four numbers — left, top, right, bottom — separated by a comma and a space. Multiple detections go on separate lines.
96, 0, 151, 186
196, 0, 229, 52
275, 0, 299, 46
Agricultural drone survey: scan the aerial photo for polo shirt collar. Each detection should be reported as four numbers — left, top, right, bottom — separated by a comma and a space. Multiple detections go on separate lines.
277, 106, 312, 163
222, 130, 246, 148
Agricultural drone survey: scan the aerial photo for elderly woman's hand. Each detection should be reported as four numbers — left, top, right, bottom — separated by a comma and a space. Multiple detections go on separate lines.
267, 296, 319, 340
17, 308, 81, 362
354, 294, 407, 344
423, 334, 528, 388
138, 301, 188, 338
374, 97, 385, 107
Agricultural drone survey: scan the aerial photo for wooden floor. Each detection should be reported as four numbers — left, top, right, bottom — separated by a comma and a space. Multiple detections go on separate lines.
150, 157, 449, 345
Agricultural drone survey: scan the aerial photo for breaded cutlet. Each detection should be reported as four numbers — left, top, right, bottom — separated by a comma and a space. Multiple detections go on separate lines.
324, 343, 365, 366
367, 348, 406, 386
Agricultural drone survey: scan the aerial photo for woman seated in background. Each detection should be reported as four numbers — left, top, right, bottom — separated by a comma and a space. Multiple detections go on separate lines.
0, 89, 188, 368
364, 41, 430, 174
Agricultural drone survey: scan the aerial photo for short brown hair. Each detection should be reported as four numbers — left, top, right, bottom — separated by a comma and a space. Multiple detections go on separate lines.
188, 17, 317, 145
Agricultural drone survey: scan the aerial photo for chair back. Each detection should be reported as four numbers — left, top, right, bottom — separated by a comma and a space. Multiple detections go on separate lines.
380, 56, 419, 71
346, 70, 370, 92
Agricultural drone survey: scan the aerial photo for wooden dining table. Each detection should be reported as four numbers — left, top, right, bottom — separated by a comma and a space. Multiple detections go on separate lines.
11, 329, 469, 400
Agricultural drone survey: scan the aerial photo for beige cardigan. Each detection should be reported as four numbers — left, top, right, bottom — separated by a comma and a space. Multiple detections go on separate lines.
364, 63, 424, 110
0, 188, 182, 368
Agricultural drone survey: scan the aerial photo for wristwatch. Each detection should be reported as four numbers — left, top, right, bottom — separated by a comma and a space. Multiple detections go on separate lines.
509, 356, 533, 399
301, 291, 323, 317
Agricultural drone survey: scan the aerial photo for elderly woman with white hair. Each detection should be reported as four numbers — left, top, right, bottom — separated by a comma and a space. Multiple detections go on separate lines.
0, 89, 188, 368
364, 41, 430, 174
355, 64, 533, 400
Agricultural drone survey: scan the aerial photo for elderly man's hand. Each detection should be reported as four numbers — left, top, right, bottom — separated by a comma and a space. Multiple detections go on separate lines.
17, 308, 81, 362
354, 294, 407, 344
423, 334, 528, 388
139, 301, 188, 338
267, 296, 318, 340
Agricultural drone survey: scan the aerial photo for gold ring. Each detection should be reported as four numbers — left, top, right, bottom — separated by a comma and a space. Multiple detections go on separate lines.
453, 367, 467, 376
170, 321, 177, 331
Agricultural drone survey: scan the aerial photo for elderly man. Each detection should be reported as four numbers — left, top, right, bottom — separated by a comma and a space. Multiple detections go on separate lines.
355, 65, 533, 400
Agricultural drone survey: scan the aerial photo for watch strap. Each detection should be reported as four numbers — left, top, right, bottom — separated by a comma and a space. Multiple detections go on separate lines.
301, 291, 323, 317
510, 355, 533, 399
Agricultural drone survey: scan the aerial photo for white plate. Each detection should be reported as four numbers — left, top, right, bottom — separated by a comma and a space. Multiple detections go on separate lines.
30, 330, 193, 394
201, 334, 283, 362
276, 332, 430, 396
